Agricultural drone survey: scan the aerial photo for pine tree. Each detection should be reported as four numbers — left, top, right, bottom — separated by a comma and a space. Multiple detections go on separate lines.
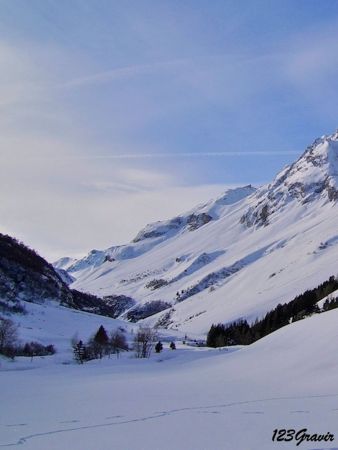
155, 341, 163, 353
94, 325, 109, 345
92, 325, 109, 358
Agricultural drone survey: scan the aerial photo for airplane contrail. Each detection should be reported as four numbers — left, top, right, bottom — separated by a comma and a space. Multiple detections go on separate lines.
36, 151, 300, 161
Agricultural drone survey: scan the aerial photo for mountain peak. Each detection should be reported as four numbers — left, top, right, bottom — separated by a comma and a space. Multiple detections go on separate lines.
241, 129, 338, 227
307, 129, 338, 150
301, 129, 338, 170
280, 129, 338, 198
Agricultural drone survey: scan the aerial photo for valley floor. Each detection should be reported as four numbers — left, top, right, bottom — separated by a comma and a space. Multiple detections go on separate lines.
2, 304, 338, 450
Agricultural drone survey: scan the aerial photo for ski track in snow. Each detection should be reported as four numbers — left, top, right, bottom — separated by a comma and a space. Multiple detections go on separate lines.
2, 393, 338, 447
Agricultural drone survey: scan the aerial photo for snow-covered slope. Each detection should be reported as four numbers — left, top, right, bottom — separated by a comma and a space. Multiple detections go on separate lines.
56, 185, 255, 272
53, 256, 78, 271
58, 130, 338, 334
2, 305, 338, 450
2, 299, 136, 365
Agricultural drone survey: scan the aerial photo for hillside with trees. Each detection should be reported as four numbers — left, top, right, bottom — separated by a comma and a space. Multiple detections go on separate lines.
0, 233, 133, 319
207, 276, 338, 347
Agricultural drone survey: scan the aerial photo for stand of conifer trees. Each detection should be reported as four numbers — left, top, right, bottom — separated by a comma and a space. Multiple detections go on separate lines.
207, 275, 338, 347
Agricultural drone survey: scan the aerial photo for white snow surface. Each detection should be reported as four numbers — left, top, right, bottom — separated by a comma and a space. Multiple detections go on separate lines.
58, 131, 338, 334
53, 256, 78, 271
2, 301, 338, 449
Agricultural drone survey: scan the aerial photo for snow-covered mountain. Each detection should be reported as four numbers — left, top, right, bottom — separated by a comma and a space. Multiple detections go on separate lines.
56, 130, 338, 334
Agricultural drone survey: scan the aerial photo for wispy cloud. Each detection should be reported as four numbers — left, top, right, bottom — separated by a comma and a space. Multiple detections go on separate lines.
59, 52, 274, 89
281, 20, 338, 123
284, 26, 338, 82
19, 150, 301, 161
60, 58, 192, 88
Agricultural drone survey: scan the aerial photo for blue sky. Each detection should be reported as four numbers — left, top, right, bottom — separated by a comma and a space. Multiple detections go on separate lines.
1, 0, 338, 259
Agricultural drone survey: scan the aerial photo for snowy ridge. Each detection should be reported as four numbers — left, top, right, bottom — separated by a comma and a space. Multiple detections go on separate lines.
55, 185, 255, 272
53, 256, 78, 271
133, 184, 256, 241
57, 131, 338, 334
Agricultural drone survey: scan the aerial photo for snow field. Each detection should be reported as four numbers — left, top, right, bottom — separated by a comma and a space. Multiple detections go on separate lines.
2, 303, 338, 449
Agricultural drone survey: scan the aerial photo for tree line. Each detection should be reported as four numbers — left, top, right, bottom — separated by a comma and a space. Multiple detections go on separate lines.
72, 325, 177, 363
207, 275, 338, 347
0, 316, 55, 359
72, 325, 129, 363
